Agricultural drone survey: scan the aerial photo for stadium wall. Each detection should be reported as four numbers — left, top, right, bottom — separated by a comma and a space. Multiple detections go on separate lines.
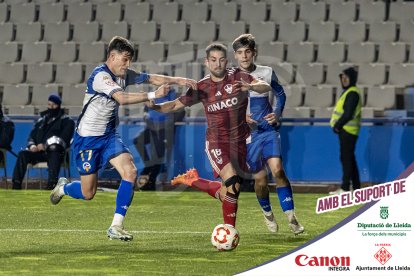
3, 123, 413, 184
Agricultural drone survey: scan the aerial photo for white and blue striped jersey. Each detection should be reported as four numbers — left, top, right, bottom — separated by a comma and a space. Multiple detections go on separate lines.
248, 65, 286, 133
77, 64, 149, 136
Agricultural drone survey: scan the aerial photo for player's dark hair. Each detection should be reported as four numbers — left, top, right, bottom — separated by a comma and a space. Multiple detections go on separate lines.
205, 43, 227, 58
232, 34, 256, 52
107, 36, 134, 58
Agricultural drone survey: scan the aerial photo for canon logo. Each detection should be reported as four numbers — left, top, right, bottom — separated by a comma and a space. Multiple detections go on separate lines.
207, 97, 238, 112
295, 254, 350, 267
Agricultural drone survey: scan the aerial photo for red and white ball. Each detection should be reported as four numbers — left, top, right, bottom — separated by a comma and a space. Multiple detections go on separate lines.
211, 224, 240, 251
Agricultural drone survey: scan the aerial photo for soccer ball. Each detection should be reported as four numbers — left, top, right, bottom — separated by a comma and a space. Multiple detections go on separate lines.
211, 224, 240, 251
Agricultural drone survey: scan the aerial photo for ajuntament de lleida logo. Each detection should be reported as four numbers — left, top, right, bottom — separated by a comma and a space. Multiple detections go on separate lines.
380, 206, 389, 219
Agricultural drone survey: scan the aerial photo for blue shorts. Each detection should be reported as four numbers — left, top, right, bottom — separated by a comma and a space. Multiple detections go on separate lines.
246, 130, 281, 173
72, 131, 130, 175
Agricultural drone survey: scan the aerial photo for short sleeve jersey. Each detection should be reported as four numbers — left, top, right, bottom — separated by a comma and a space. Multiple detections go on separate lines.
77, 64, 149, 136
179, 68, 254, 142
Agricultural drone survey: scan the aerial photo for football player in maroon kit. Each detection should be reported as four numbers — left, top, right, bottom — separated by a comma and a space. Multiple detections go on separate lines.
148, 43, 271, 228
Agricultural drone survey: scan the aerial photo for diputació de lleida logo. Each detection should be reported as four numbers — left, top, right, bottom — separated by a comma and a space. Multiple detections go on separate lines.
380, 206, 389, 220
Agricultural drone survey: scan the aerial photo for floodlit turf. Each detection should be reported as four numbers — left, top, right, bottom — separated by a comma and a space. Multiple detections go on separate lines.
0, 189, 363, 275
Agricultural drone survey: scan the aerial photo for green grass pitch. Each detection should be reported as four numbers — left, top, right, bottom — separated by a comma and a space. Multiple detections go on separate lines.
0, 189, 362, 275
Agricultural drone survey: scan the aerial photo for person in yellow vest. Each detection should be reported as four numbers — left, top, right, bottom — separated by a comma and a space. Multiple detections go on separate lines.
329, 67, 362, 194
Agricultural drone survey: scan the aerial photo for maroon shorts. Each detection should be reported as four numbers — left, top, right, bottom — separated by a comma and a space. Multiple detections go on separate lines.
205, 139, 249, 179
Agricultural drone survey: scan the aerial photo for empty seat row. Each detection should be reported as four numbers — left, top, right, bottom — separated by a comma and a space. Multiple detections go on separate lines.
1, 1, 412, 25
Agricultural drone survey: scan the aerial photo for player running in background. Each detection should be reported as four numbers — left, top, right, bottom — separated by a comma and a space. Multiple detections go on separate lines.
148, 43, 271, 228
232, 34, 304, 234
50, 36, 196, 241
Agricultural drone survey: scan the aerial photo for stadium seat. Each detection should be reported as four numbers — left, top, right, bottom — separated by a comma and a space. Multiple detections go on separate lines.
127, 105, 145, 118
410, 43, 414, 63
38, 3, 65, 23
317, 42, 345, 63
249, 22, 276, 44
217, 21, 246, 44
240, 2, 267, 22
101, 22, 129, 42
0, 42, 19, 63
298, 2, 326, 23
358, 1, 386, 23
296, 63, 324, 85
20, 42, 48, 63
2, 84, 33, 115
255, 42, 284, 64
43, 22, 71, 43
210, 2, 238, 23
368, 22, 396, 43
338, 22, 366, 43
304, 86, 334, 108
282, 107, 311, 125
66, 3, 93, 23
137, 42, 165, 63
130, 22, 157, 43
49, 42, 77, 63
78, 42, 106, 63
143, 62, 173, 77
95, 3, 122, 23
152, 2, 179, 23
313, 106, 334, 126
61, 84, 87, 107
308, 21, 336, 43
0, 63, 24, 84
286, 42, 314, 63
389, 2, 414, 23
174, 62, 204, 80
188, 22, 216, 44
72, 22, 100, 43
358, 63, 386, 86
388, 63, 414, 87
269, 2, 297, 23
0, 3, 7, 23
31, 84, 60, 106
9, 3, 36, 23
365, 86, 396, 110
399, 21, 414, 43
26, 63, 54, 84
328, 1, 356, 23
271, 62, 294, 85
182, 2, 208, 22
377, 42, 407, 64
347, 42, 375, 63
55, 63, 84, 84
278, 21, 306, 43
167, 42, 195, 64
15, 22, 42, 42
284, 85, 303, 108
0, 23, 13, 43
123, 3, 151, 23
159, 22, 187, 43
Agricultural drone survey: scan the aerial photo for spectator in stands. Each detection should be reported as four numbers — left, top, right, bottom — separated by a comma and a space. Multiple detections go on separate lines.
133, 75, 185, 191
330, 67, 362, 194
11, 94, 75, 190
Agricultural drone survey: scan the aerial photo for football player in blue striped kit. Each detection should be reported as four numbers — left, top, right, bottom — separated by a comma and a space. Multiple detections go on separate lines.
232, 34, 304, 234
49, 36, 196, 241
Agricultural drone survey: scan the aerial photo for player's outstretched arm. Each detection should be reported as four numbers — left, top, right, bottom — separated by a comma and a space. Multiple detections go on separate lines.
148, 74, 197, 89
147, 98, 186, 113
112, 84, 170, 105
233, 79, 271, 94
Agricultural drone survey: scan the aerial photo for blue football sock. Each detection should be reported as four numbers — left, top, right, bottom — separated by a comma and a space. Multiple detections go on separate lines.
63, 181, 85, 200
257, 196, 272, 213
115, 180, 135, 216
277, 186, 294, 212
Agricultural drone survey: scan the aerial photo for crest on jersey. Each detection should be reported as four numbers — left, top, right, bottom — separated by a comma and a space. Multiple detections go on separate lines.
83, 162, 91, 172
224, 84, 232, 94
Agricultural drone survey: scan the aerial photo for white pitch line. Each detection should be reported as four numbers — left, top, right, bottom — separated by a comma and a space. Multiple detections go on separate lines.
0, 228, 210, 234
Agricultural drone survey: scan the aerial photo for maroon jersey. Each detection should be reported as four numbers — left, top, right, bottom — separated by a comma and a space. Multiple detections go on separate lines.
179, 68, 254, 142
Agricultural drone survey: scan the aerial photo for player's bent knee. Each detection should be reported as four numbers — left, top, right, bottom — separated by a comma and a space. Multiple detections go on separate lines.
224, 175, 241, 196
123, 167, 137, 182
